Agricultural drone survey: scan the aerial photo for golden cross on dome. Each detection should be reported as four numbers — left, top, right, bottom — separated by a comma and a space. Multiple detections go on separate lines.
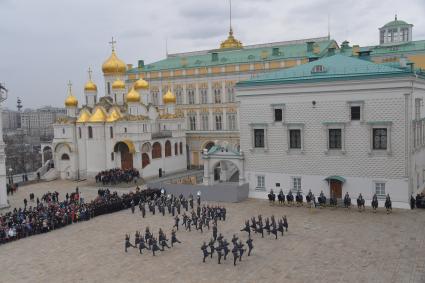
67, 80, 72, 94
88, 67, 93, 81
109, 37, 117, 51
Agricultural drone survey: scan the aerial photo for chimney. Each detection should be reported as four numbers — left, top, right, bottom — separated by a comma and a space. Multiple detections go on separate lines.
306, 41, 315, 53
138, 60, 145, 69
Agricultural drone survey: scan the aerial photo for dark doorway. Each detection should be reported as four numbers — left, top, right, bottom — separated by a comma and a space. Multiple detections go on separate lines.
330, 180, 342, 198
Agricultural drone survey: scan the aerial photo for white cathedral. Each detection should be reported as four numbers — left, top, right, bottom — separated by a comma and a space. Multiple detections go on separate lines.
51, 45, 187, 180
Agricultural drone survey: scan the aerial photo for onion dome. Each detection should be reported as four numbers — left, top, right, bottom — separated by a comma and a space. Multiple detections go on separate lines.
76, 109, 91, 123
102, 50, 126, 75
126, 87, 141, 103
112, 78, 126, 90
88, 107, 107, 123
133, 78, 149, 90
65, 95, 78, 107
163, 89, 176, 104
84, 81, 97, 92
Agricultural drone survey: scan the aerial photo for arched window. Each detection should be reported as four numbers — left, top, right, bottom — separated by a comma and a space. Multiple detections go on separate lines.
175, 143, 178, 155
152, 142, 162, 159
142, 153, 150, 168
78, 127, 82, 139
61, 153, 70, 160
179, 142, 183, 155
88, 126, 93, 139
165, 140, 172, 157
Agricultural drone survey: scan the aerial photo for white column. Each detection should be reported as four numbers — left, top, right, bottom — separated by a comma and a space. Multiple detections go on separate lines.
0, 104, 8, 208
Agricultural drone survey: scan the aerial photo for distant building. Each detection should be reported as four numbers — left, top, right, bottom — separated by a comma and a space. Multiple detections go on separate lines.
20, 106, 66, 137
2, 108, 20, 132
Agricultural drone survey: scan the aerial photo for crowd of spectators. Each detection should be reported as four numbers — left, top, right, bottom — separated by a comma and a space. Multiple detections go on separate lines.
95, 168, 140, 185
0, 187, 159, 245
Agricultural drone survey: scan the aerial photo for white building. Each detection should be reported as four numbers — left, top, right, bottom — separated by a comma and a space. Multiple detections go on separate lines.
49, 47, 187, 180
236, 54, 425, 208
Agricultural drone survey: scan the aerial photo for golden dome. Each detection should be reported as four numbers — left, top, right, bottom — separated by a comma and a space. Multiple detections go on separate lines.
106, 107, 122, 122
112, 78, 126, 89
76, 109, 91, 123
88, 107, 107, 123
84, 81, 97, 92
65, 95, 78, 107
220, 28, 243, 49
126, 87, 141, 103
134, 78, 149, 90
163, 89, 176, 104
102, 50, 126, 75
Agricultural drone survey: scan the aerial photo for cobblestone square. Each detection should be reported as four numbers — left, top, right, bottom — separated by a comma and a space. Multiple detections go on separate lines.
1, 180, 424, 283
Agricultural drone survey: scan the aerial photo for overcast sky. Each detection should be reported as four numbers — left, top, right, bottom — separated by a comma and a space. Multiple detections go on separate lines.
1, 0, 424, 109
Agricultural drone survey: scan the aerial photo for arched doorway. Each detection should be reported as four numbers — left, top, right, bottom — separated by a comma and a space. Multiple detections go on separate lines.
204, 141, 215, 152
141, 143, 151, 169
212, 160, 239, 183
42, 146, 52, 164
114, 142, 133, 170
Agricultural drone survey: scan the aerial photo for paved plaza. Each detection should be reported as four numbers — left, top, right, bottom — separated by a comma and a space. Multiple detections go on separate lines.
1, 180, 425, 283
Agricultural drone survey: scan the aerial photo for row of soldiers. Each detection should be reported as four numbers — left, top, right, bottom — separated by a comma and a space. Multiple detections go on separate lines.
125, 227, 181, 256
241, 215, 288, 239
201, 233, 254, 266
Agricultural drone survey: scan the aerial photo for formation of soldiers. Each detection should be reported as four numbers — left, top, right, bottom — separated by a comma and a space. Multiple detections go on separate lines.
125, 227, 181, 256
201, 233, 254, 266
240, 215, 288, 239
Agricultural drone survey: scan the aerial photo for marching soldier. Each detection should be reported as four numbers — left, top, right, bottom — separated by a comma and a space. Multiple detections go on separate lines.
141, 203, 146, 218
246, 236, 254, 256
232, 245, 239, 266
174, 215, 180, 231
216, 243, 223, 264
151, 237, 160, 256
231, 234, 238, 246
130, 199, 135, 214
125, 234, 136, 252
201, 242, 210, 263
283, 216, 288, 232
209, 238, 215, 258
171, 229, 181, 247
238, 240, 246, 261
135, 231, 140, 246
212, 224, 218, 242
222, 239, 230, 260
139, 237, 147, 254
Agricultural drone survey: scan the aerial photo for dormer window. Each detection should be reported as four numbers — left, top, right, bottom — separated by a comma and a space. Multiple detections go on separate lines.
311, 65, 326, 74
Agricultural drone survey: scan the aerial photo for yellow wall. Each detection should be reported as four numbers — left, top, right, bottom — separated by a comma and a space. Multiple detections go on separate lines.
212, 66, 221, 74
254, 63, 265, 70
186, 69, 195, 76
150, 72, 158, 79
285, 60, 296, 68
162, 71, 170, 78
408, 55, 425, 69
174, 70, 182, 76
226, 65, 236, 73
239, 64, 250, 72
269, 61, 281, 69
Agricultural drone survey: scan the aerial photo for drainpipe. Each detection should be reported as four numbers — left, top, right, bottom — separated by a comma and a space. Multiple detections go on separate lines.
405, 74, 417, 199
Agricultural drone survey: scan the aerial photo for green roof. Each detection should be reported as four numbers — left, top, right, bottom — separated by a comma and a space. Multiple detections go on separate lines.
324, 176, 346, 183
366, 40, 425, 55
128, 39, 335, 73
237, 54, 413, 86
383, 19, 410, 28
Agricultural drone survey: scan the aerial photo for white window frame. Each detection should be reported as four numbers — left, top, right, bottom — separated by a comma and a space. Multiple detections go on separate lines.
249, 123, 268, 152
286, 123, 304, 153
271, 103, 285, 124
291, 176, 302, 193
256, 175, 266, 191
374, 181, 386, 199
227, 113, 237, 131
367, 122, 392, 156
323, 122, 346, 154
347, 100, 364, 123
201, 114, 209, 131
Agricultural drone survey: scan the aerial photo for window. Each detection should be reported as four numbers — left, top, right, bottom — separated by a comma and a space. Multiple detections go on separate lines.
351, 106, 361, 121
227, 85, 235, 102
188, 89, 195, 104
61, 153, 70, 160
188, 115, 196, 131
179, 142, 183, 154
201, 114, 209, 131
175, 143, 178, 155
375, 182, 385, 197
107, 82, 111, 95
215, 114, 222, 130
274, 108, 282, 122
111, 152, 114, 161
227, 113, 237, 131
415, 98, 421, 120
214, 88, 221, 104
200, 88, 208, 104
110, 127, 113, 138
292, 177, 301, 192
62, 128, 65, 134
88, 126, 93, 139
78, 127, 82, 139
152, 142, 162, 159
373, 128, 387, 150
257, 175, 265, 189
328, 129, 342, 149
254, 129, 265, 148
151, 90, 159, 105
176, 88, 183, 105
165, 140, 172, 157
289, 129, 301, 149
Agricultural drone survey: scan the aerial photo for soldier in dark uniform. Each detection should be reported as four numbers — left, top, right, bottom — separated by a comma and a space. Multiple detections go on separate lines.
172, 204, 175, 216
201, 242, 210, 263
222, 239, 230, 260
130, 200, 135, 214
189, 194, 194, 209
125, 234, 136, 252
238, 240, 245, 261
271, 223, 278, 239
232, 245, 239, 266
208, 238, 215, 258
212, 224, 218, 241
264, 217, 271, 235
231, 234, 238, 246
283, 215, 288, 232
240, 220, 251, 236
246, 236, 254, 256
139, 237, 147, 254
217, 233, 224, 244
135, 231, 140, 246
197, 220, 203, 233
186, 218, 192, 231
171, 229, 181, 247
141, 203, 146, 218
216, 242, 223, 264
277, 219, 284, 236
151, 237, 160, 256
173, 215, 180, 231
